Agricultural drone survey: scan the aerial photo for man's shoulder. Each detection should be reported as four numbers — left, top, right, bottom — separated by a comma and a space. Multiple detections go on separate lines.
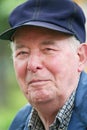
74, 71, 87, 125
9, 104, 32, 130
75, 71, 87, 106
16, 103, 32, 116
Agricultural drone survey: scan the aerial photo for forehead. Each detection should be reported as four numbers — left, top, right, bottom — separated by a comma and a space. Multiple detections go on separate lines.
13, 26, 72, 41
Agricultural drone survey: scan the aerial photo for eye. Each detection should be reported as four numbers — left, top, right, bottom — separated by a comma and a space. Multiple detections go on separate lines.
17, 51, 27, 55
18, 51, 27, 55
43, 47, 56, 53
45, 48, 53, 50
15, 50, 29, 59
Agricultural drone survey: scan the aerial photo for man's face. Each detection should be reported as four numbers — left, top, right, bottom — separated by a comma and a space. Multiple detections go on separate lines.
12, 26, 80, 108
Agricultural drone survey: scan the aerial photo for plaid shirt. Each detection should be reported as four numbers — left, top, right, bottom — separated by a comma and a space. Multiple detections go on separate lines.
28, 91, 75, 130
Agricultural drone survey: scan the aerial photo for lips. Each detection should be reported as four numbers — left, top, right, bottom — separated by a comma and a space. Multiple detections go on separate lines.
29, 79, 50, 85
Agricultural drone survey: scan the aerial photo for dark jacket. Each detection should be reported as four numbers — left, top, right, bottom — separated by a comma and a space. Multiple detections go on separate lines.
9, 72, 87, 130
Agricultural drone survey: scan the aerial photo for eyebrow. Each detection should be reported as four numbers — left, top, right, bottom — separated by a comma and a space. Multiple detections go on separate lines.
13, 39, 58, 51
41, 40, 56, 46
13, 44, 26, 50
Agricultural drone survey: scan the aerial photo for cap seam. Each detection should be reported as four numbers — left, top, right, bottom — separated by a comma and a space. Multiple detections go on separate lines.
32, 0, 41, 21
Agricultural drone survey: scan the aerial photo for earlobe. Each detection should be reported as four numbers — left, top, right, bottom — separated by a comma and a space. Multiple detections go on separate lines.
77, 43, 87, 72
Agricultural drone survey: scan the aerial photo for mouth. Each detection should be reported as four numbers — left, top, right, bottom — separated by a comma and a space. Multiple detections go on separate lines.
29, 79, 50, 86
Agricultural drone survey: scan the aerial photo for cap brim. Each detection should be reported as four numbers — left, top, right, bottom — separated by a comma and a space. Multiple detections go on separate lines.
0, 21, 73, 41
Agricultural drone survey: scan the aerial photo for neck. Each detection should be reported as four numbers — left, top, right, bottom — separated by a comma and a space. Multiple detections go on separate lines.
37, 107, 58, 130
34, 98, 66, 129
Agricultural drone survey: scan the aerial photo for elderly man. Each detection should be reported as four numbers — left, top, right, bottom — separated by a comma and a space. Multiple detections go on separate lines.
0, 0, 87, 130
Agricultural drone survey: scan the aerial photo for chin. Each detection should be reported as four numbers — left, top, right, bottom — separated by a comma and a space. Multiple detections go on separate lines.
32, 95, 54, 107
27, 89, 54, 104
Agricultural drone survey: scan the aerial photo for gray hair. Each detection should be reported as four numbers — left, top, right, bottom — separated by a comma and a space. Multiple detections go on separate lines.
67, 36, 80, 52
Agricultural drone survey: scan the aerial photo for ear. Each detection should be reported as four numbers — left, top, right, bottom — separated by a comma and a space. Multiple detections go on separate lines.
77, 43, 87, 72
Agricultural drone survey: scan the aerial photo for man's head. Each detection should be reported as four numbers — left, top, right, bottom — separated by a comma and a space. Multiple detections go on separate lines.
0, 0, 87, 109
11, 26, 87, 109
0, 0, 86, 43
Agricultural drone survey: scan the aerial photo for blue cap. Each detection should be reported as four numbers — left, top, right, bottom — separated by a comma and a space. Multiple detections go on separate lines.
0, 0, 86, 42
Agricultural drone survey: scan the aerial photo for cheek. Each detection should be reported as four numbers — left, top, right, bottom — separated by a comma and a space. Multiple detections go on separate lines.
13, 59, 28, 96
45, 53, 76, 79
44, 56, 64, 80
13, 59, 27, 79
45, 55, 65, 73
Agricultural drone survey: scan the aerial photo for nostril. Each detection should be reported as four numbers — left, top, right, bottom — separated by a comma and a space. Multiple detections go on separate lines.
27, 64, 43, 73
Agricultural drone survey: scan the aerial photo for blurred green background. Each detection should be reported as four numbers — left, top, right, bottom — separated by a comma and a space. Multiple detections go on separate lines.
0, 1, 27, 130
0, 0, 87, 130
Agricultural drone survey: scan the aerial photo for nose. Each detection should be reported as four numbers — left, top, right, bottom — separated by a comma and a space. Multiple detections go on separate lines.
27, 53, 43, 73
